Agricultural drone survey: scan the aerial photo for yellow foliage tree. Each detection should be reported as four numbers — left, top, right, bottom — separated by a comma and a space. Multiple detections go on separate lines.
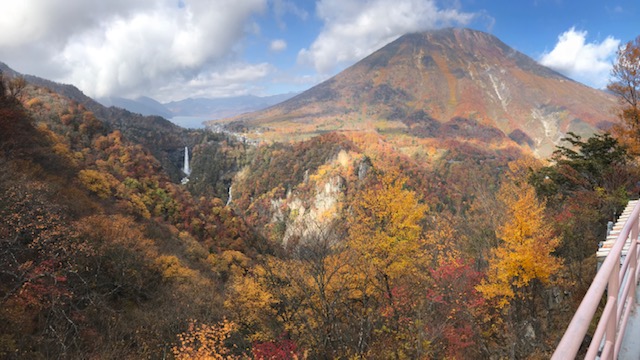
172, 319, 239, 360
225, 221, 360, 357
347, 171, 428, 279
78, 169, 117, 199
477, 161, 562, 310
225, 266, 278, 342
346, 171, 429, 358
155, 255, 198, 282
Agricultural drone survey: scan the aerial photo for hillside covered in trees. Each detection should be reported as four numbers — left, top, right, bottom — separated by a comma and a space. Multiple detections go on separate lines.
2, 35, 640, 359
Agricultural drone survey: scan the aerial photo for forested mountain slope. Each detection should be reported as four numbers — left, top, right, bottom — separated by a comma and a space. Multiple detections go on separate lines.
0, 68, 261, 358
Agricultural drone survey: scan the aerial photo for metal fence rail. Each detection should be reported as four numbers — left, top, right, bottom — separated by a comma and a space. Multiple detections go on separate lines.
552, 200, 640, 359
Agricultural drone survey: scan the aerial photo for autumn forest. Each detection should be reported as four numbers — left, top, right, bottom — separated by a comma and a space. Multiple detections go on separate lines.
1, 35, 640, 360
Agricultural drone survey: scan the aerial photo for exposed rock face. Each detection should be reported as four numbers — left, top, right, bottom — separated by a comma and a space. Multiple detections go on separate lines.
224, 28, 616, 157
278, 176, 345, 248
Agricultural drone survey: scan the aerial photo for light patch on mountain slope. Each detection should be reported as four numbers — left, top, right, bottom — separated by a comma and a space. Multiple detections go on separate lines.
528, 106, 567, 157
487, 71, 510, 111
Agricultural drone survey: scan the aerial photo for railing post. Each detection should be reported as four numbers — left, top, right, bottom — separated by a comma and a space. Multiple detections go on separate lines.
631, 219, 639, 307
617, 216, 640, 358
606, 256, 619, 360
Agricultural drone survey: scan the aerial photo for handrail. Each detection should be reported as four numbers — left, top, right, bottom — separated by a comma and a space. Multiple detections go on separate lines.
552, 200, 640, 359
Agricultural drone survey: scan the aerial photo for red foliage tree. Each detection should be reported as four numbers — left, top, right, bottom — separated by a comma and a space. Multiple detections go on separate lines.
252, 334, 302, 360
425, 258, 485, 359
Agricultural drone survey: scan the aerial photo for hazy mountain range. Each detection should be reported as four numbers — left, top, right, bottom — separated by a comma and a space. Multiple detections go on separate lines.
217, 28, 617, 157
97, 92, 298, 121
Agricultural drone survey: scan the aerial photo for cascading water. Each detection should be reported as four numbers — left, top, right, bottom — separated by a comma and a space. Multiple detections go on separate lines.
183, 146, 191, 176
226, 185, 233, 206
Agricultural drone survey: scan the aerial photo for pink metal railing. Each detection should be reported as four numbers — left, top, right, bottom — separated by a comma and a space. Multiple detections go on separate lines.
552, 200, 640, 359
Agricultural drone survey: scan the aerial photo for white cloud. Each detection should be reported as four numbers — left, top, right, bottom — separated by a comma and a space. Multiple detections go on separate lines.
539, 27, 620, 89
155, 62, 274, 100
298, 0, 476, 74
0, 0, 268, 101
270, 39, 287, 52
0, 0, 149, 48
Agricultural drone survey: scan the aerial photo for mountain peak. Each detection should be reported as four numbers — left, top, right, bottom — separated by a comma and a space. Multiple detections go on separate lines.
368, 27, 565, 81
403, 27, 492, 42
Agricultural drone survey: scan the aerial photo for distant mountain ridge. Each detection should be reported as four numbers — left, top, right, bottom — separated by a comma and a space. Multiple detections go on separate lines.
164, 93, 298, 119
97, 92, 299, 124
219, 28, 617, 157
1, 62, 297, 124
98, 96, 174, 118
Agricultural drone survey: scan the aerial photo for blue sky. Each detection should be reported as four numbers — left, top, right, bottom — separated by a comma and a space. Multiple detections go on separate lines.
0, 0, 637, 102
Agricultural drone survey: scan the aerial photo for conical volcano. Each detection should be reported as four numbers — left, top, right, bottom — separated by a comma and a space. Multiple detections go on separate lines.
220, 28, 616, 157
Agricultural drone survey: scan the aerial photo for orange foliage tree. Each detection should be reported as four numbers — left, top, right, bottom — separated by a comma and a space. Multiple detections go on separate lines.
477, 160, 563, 357
478, 161, 562, 310
608, 36, 640, 153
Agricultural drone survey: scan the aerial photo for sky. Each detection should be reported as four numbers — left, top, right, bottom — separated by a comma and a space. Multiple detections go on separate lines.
0, 0, 637, 102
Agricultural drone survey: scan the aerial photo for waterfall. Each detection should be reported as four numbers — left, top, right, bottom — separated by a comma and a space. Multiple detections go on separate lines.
226, 185, 233, 206
183, 146, 191, 176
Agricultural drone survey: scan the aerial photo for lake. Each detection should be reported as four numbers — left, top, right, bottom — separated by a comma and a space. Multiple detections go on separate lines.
168, 116, 210, 129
